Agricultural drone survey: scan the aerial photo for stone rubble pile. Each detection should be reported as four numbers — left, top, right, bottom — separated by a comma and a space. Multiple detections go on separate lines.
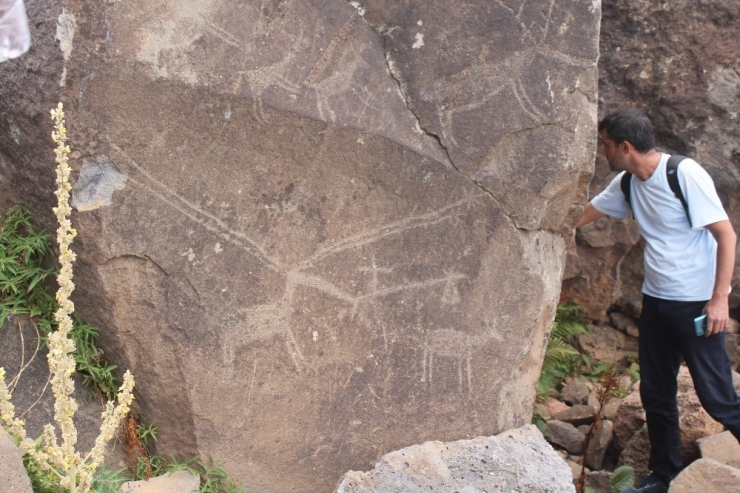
537, 314, 740, 493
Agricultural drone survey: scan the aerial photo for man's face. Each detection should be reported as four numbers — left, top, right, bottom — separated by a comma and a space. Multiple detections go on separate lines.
599, 131, 626, 172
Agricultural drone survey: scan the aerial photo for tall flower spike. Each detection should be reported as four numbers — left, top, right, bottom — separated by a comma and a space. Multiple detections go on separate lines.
1, 103, 137, 493
50, 101, 80, 467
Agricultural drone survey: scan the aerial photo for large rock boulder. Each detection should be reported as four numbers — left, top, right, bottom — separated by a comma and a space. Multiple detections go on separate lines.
668, 458, 740, 493
336, 425, 575, 493
0, 1, 599, 491
562, 0, 740, 319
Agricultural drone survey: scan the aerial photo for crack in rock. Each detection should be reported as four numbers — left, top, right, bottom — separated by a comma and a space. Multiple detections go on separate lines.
345, 1, 552, 234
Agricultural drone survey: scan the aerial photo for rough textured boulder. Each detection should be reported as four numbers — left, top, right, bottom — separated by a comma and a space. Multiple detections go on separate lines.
335, 425, 575, 493
585, 419, 613, 470
617, 424, 650, 485
614, 368, 724, 461
668, 458, 740, 493
562, 0, 740, 320
0, 429, 32, 493
121, 470, 201, 493
697, 431, 740, 468
0, 1, 599, 491
574, 323, 638, 364
546, 420, 585, 455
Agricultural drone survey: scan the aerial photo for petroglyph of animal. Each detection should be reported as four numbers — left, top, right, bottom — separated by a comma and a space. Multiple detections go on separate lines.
221, 295, 303, 376
422, 322, 503, 393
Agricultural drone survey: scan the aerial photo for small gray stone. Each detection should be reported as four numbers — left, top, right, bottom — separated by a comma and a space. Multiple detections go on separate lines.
585, 470, 612, 493
547, 420, 586, 455
585, 420, 613, 470
602, 398, 623, 421
609, 311, 640, 338
561, 381, 591, 405
71, 156, 127, 211
618, 424, 650, 485
565, 459, 582, 480
553, 404, 597, 426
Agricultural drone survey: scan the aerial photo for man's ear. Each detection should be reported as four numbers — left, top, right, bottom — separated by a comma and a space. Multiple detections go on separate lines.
620, 140, 633, 154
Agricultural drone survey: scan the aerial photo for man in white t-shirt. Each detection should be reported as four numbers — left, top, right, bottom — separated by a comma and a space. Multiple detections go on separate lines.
577, 109, 738, 493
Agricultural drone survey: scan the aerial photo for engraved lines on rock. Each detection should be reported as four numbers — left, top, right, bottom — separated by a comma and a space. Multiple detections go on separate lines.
206, 10, 408, 161
227, 22, 306, 123
111, 146, 484, 375
434, 43, 594, 150
422, 320, 504, 394
410, 0, 593, 150
213, 10, 372, 126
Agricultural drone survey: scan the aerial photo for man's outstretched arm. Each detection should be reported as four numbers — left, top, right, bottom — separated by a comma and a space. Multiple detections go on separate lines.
576, 203, 606, 228
703, 219, 737, 335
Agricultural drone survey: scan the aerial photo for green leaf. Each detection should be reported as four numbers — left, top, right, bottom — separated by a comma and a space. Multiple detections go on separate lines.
610, 465, 635, 492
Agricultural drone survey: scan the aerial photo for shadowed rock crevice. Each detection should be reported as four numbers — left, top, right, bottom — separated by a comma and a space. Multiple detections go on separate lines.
381, 40, 517, 225
349, 4, 521, 228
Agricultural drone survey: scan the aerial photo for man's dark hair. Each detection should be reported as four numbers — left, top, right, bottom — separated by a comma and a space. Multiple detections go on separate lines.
598, 109, 656, 153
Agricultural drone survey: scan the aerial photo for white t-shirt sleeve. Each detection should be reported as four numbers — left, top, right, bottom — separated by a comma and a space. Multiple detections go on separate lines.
678, 159, 728, 230
591, 172, 632, 219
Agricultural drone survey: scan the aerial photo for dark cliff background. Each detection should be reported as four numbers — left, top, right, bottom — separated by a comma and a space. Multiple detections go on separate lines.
563, 0, 740, 338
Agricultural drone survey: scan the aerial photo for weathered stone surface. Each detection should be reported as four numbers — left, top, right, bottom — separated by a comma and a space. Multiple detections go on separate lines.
0, 429, 32, 493
0, 1, 600, 491
553, 405, 597, 426
335, 425, 575, 493
614, 368, 724, 462
121, 470, 201, 493
561, 381, 591, 406
547, 420, 585, 455
585, 420, 613, 470
612, 388, 645, 453
618, 424, 650, 486
697, 431, 740, 468
585, 470, 611, 493
668, 458, 740, 493
547, 398, 571, 418
0, 316, 122, 465
562, 0, 740, 320
609, 311, 640, 338
601, 398, 622, 421
561, 216, 640, 322
574, 324, 638, 365
565, 459, 581, 480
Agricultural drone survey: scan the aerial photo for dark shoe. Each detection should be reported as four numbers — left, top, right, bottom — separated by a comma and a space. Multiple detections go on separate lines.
621, 474, 669, 493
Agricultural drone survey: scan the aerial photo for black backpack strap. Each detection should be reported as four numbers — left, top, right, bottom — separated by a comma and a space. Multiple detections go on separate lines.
666, 155, 691, 227
620, 171, 632, 208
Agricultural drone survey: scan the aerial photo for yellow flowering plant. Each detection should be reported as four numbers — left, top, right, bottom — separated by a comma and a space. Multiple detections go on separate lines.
0, 103, 135, 493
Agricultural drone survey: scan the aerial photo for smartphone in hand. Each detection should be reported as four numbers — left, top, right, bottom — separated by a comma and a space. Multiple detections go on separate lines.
694, 315, 707, 336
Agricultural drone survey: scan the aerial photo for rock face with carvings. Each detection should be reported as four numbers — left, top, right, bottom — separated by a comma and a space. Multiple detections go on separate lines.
0, 1, 599, 491
562, 0, 740, 322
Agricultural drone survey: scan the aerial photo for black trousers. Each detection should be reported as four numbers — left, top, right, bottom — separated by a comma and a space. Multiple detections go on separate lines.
639, 294, 740, 482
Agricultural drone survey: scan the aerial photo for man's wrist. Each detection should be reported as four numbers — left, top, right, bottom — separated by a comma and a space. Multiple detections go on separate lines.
709, 292, 730, 303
